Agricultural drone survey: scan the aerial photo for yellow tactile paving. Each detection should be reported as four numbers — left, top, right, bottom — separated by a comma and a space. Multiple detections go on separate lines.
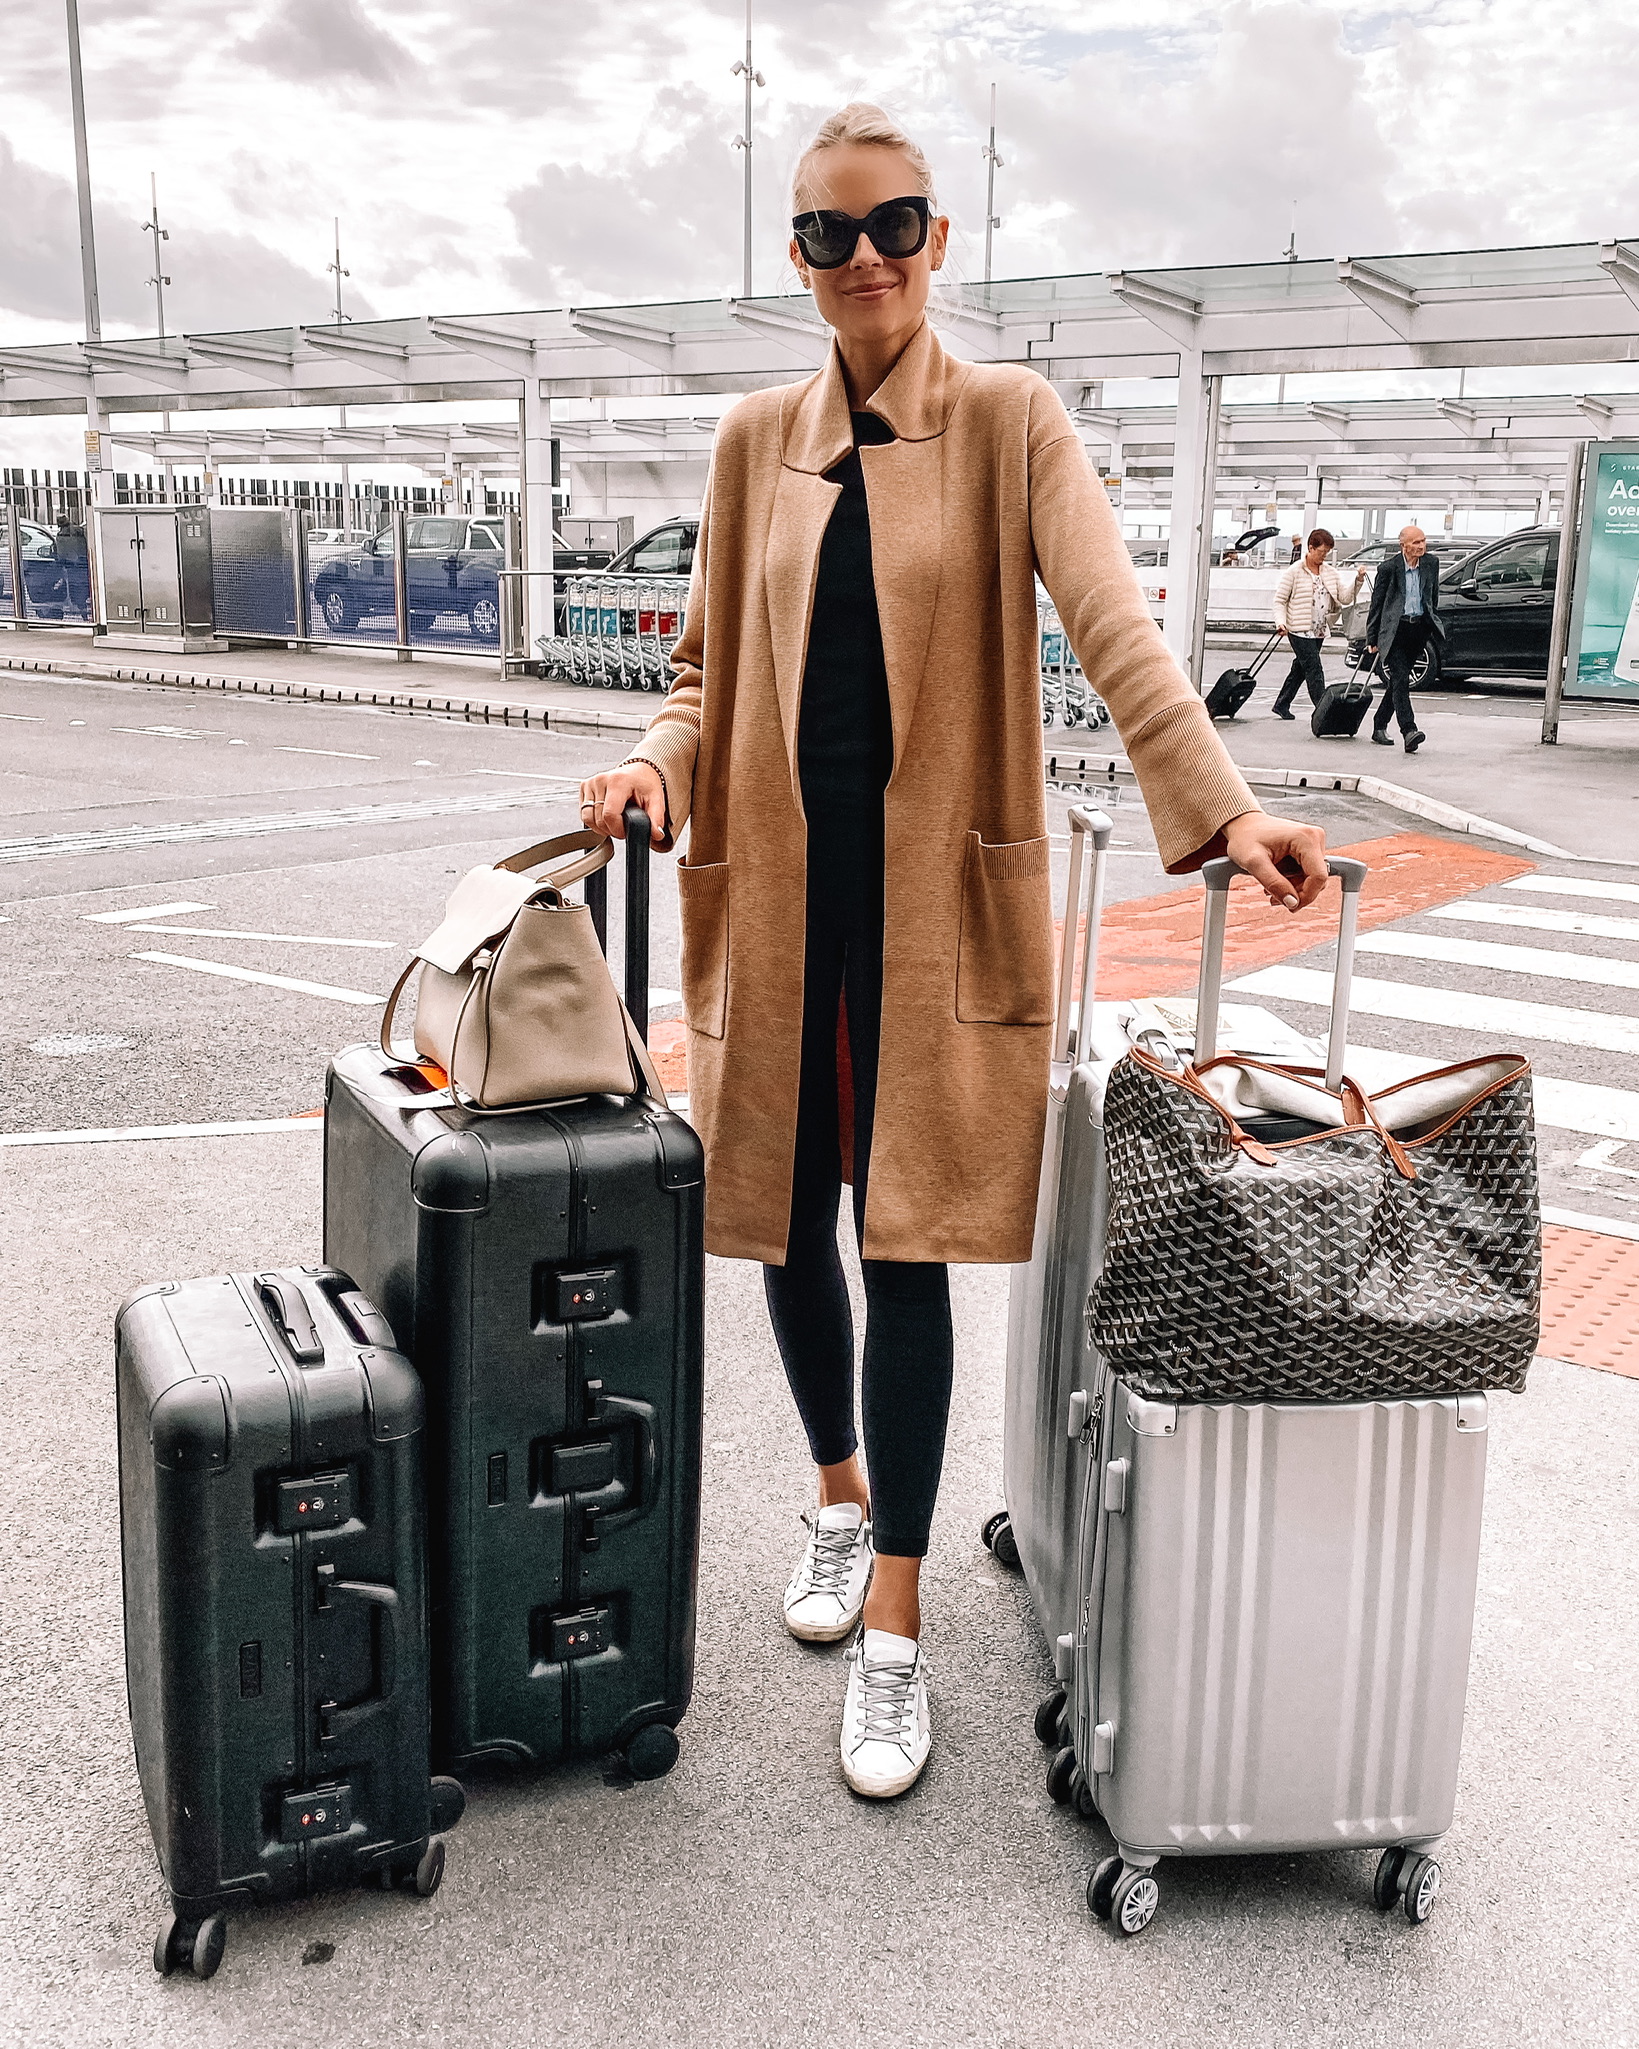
1539, 1226, 1639, 1380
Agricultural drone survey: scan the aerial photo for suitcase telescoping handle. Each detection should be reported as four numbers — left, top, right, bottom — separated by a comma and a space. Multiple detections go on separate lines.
583, 801, 651, 1046
1054, 805, 1114, 1064
1195, 853, 1368, 1092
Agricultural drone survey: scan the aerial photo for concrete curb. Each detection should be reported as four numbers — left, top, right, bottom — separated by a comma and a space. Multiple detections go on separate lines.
0, 649, 652, 740
1043, 745, 1572, 858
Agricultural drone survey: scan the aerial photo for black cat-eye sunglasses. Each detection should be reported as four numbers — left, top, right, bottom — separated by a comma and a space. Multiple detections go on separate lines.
791, 196, 932, 270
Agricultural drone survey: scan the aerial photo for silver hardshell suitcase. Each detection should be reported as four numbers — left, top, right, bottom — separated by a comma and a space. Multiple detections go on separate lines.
1032, 856, 1491, 1936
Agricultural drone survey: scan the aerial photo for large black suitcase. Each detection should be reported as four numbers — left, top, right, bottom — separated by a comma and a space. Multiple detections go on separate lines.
1311, 666, 1375, 737
116, 1265, 464, 1980
1205, 631, 1280, 719
322, 814, 704, 1783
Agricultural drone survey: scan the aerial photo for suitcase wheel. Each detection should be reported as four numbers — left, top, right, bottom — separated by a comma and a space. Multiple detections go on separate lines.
980, 1511, 1020, 1573
1033, 1688, 1067, 1746
1070, 1766, 1098, 1821
1046, 1745, 1077, 1806
430, 1775, 466, 1835
1372, 1846, 1407, 1911
1109, 1866, 1160, 1936
1375, 1847, 1441, 1925
153, 1912, 227, 1979
624, 1722, 681, 1782
1087, 1856, 1122, 1922
400, 1840, 445, 1899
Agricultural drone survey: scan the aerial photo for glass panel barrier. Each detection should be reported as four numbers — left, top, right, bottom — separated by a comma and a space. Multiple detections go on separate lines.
209, 508, 297, 637
0, 508, 16, 619
307, 520, 401, 646
406, 513, 503, 654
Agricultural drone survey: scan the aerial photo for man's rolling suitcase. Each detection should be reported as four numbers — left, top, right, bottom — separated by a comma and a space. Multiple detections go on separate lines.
117, 1265, 464, 1980
1311, 651, 1377, 737
1204, 632, 1280, 719
322, 812, 704, 1782
1043, 858, 1490, 1937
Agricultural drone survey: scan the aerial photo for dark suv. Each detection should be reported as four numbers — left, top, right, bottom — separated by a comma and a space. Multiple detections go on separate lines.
311, 517, 609, 643
1343, 527, 1560, 685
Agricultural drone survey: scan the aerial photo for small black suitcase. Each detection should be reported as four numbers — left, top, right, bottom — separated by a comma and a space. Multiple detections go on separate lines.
322, 813, 704, 1783
1311, 660, 1376, 737
117, 1265, 464, 1980
1205, 631, 1280, 719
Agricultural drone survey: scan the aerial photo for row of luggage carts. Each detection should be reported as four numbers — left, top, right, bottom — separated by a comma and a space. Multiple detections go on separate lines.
537, 574, 1112, 728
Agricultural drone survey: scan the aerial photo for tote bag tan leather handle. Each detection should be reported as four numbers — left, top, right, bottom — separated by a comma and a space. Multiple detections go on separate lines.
497, 829, 614, 891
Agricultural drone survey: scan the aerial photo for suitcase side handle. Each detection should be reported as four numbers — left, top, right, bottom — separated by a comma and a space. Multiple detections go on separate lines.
1195, 854, 1368, 1091
315, 1566, 399, 1744
255, 1273, 324, 1364
1053, 806, 1114, 1064
591, 1391, 661, 1531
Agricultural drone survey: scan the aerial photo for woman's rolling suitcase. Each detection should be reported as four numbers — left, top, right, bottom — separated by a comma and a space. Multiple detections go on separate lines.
116, 1266, 464, 1980
1204, 632, 1280, 719
322, 813, 704, 1782
1037, 858, 1496, 1936
1311, 650, 1378, 737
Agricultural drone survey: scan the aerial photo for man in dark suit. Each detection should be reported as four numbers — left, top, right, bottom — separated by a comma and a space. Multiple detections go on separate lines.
1366, 525, 1441, 753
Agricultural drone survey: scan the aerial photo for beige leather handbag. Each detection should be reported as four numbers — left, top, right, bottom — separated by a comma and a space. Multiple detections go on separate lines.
381, 830, 663, 1112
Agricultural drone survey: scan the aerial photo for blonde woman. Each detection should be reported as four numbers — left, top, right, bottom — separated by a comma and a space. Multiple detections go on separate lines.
581, 104, 1327, 1797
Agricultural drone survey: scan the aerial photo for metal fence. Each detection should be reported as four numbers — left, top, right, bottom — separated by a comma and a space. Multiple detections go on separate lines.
539, 573, 691, 690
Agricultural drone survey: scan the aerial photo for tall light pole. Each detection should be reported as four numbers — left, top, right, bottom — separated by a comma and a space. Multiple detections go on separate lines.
730, 1, 765, 299
328, 218, 353, 530
65, 0, 106, 532
143, 173, 173, 502
981, 83, 1003, 287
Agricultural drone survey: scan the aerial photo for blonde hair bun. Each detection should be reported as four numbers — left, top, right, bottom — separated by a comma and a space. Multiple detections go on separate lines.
793, 103, 937, 212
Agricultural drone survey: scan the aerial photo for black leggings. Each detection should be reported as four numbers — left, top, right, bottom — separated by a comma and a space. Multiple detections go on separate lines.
761, 802, 954, 1559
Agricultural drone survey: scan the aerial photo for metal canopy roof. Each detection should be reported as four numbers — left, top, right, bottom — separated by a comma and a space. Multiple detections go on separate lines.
4, 235, 1638, 419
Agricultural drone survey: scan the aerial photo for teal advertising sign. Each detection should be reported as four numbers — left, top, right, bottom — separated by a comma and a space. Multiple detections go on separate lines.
1570, 441, 1639, 699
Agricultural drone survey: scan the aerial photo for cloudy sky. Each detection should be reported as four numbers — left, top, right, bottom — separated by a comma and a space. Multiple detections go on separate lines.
1, 0, 1627, 343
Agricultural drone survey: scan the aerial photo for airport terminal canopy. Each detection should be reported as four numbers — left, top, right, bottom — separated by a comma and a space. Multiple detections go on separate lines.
2, 235, 1638, 417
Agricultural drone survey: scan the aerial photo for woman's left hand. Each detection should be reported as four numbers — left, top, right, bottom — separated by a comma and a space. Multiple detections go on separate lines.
1222, 812, 1330, 912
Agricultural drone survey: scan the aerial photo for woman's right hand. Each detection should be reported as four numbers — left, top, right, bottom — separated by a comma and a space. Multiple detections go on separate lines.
579, 760, 667, 843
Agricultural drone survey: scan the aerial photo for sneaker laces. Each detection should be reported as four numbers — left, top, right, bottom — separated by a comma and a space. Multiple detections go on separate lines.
848, 1641, 926, 1745
792, 1511, 863, 1600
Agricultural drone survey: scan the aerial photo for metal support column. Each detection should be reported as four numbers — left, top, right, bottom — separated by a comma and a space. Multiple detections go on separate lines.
390, 504, 411, 661
1162, 357, 1222, 690
1542, 440, 1589, 746
5, 491, 26, 624
520, 367, 555, 665
1300, 463, 1322, 546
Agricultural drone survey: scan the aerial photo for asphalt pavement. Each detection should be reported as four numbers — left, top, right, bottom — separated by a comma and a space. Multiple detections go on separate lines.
1, 664, 1636, 2046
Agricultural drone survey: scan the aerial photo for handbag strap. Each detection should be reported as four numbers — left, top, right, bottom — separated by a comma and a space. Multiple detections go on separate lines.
1139, 1046, 1419, 1179
498, 829, 614, 891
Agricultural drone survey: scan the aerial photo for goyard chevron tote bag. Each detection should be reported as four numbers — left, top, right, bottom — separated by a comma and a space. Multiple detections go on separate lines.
1088, 1047, 1541, 1404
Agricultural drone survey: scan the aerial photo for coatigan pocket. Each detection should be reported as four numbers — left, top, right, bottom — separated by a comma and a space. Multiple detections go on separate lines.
676, 858, 729, 1039
956, 832, 1053, 1025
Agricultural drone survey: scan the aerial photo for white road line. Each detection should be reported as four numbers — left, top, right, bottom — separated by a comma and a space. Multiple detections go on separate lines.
132, 952, 382, 1005
280, 746, 377, 759
85, 900, 215, 923
648, 987, 681, 1008
128, 924, 394, 948
1355, 930, 1639, 993
0, 712, 43, 722
1343, 1043, 1639, 1142
470, 769, 581, 783
1542, 1205, 1639, 1244
1506, 875, 1639, 907
0, 786, 549, 865
1429, 901, 1639, 943
1227, 965, 1639, 1056
0, 1116, 323, 1148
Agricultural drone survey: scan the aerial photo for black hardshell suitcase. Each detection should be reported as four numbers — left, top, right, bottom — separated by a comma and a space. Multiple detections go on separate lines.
322, 813, 704, 1782
1204, 632, 1280, 719
1311, 651, 1378, 737
116, 1265, 464, 1981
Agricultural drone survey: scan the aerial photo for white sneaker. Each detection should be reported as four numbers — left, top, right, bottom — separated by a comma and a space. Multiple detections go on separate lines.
783, 1503, 874, 1643
840, 1628, 931, 1798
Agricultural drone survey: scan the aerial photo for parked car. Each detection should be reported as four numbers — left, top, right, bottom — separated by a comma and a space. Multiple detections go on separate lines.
1342, 527, 1559, 685
606, 518, 698, 578
310, 517, 605, 643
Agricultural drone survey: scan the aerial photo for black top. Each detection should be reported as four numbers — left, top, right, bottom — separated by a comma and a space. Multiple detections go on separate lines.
797, 411, 896, 809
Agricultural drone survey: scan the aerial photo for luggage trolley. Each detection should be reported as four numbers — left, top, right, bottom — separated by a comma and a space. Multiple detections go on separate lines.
1038, 593, 1111, 731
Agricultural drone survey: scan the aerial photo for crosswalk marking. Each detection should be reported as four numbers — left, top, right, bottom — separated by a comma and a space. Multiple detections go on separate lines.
132, 952, 382, 1005
1355, 930, 1639, 993
1429, 901, 1639, 943
127, 924, 394, 948
0, 787, 552, 866
1228, 965, 1639, 1056
1505, 875, 1639, 908
0, 1116, 323, 1148
1344, 1044, 1639, 1142
85, 900, 215, 923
